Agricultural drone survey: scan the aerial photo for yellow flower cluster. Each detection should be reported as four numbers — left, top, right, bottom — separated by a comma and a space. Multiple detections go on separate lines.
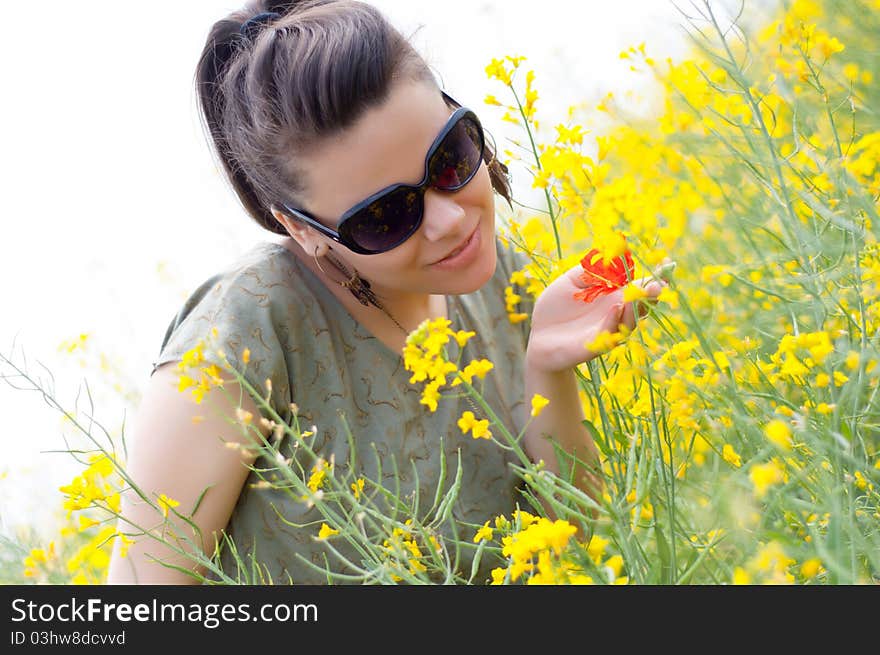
403, 318, 495, 429
306, 458, 332, 493
491, 511, 581, 583
768, 330, 835, 384
478, 513, 630, 585
58, 453, 121, 518
23, 543, 56, 579
732, 540, 798, 585
485, 55, 540, 129
381, 520, 443, 581
175, 333, 227, 404
845, 131, 880, 198
484, 55, 525, 87
26, 453, 136, 584
503, 284, 529, 324
750, 457, 789, 498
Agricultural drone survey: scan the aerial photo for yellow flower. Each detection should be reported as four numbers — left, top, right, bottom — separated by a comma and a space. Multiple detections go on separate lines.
307, 459, 331, 492
817, 34, 845, 59
317, 523, 339, 540
605, 555, 624, 577
457, 411, 492, 440
419, 379, 442, 413
451, 359, 494, 387
452, 330, 476, 347
764, 419, 793, 451
750, 460, 785, 498
586, 535, 609, 564
556, 123, 585, 145
351, 478, 365, 500
586, 330, 624, 354
732, 567, 751, 584
156, 493, 180, 519
532, 169, 551, 189
474, 521, 494, 543
178, 341, 206, 370
78, 515, 99, 532
844, 351, 860, 370
116, 533, 135, 558
622, 284, 649, 302
815, 402, 835, 415
800, 558, 822, 579
177, 374, 196, 392
485, 58, 511, 85
722, 444, 742, 468
530, 394, 550, 418
490, 567, 507, 585
513, 510, 538, 529
242, 348, 251, 364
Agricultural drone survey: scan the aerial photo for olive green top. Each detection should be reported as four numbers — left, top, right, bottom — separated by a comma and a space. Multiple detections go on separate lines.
150, 233, 535, 584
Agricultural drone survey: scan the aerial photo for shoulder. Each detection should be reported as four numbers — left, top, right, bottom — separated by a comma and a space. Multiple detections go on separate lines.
149, 241, 305, 422
161, 241, 304, 332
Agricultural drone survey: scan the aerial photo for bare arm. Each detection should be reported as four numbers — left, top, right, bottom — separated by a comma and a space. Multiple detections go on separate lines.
522, 357, 602, 506
521, 265, 666, 525
106, 362, 271, 584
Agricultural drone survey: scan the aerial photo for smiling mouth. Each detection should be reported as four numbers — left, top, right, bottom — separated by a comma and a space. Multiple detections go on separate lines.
434, 225, 478, 264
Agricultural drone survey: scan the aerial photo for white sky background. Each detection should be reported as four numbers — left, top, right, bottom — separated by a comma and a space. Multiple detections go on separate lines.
0, 0, 772, 543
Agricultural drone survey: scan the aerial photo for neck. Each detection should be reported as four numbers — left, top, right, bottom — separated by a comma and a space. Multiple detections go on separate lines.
277, 236, 446, 334
366, 282, 446, 335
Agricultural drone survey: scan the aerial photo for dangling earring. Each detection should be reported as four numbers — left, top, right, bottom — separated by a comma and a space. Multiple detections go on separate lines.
311, 245, 409, 335
313, 245, 373, 306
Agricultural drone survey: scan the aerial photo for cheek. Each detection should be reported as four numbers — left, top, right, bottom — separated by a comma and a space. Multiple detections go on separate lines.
467, 164, 497, 212
350, 248, 415, 282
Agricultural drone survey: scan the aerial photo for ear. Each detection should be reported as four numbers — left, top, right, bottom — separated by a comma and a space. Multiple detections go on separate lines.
271, 205, 330, 256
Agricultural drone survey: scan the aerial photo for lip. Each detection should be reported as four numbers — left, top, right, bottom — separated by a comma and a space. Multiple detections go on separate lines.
431, 224, 481, 269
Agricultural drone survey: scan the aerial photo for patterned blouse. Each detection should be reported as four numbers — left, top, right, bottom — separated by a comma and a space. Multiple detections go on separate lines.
150, 234, 535, 584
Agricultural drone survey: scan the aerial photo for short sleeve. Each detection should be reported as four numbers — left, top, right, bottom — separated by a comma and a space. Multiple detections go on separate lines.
150, 266, 293, 426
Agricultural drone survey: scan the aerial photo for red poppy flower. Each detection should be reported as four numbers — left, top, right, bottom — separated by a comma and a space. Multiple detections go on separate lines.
572, 241, 634, 304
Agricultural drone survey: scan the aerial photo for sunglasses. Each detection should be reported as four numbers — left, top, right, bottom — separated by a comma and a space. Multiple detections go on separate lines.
278, 91, 486, 255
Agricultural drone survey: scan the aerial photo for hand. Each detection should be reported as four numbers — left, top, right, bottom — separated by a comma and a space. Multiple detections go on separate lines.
525, 260, 671, 374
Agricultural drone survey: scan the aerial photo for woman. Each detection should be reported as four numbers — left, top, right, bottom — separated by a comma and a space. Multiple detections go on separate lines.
107, 0, 664, 585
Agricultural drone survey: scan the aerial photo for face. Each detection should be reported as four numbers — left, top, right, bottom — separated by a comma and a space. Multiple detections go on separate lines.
273, 79, 497, 297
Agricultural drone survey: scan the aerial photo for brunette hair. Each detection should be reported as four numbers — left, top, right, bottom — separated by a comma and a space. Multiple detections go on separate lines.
194, 0, 512, 236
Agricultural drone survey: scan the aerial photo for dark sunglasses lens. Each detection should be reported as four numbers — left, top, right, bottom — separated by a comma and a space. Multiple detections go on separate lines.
347, 187, 422, 252
429, 115, 483, 190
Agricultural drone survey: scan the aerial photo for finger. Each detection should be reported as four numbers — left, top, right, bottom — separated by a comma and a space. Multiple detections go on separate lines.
621, 301, 636, 331
646, 281, 664, 302
604, 303, 625, 333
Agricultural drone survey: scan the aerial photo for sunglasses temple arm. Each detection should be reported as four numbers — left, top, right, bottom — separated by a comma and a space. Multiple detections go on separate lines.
279, 204, 344, 245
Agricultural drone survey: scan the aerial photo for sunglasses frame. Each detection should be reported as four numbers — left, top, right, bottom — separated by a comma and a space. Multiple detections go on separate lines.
277, 91, 486, 255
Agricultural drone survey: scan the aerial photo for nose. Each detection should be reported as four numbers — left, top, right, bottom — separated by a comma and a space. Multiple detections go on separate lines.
420, 187, 467, 242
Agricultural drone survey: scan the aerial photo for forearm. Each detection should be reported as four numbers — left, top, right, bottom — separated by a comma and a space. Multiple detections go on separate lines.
523, 353, 603, 509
